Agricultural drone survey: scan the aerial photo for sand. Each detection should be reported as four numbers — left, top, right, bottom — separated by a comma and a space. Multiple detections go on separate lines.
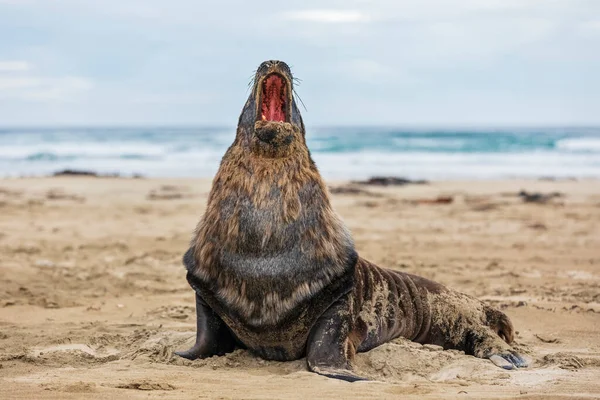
0, 177, 599, 399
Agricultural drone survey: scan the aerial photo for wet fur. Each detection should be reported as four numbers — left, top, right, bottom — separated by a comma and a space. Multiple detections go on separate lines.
179, 60, 525, 380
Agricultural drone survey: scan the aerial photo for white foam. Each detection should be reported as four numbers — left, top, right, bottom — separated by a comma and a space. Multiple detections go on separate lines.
556, 137, 600, 152
0, 142, 168, 159
2, 128, 600, 179
3, 149, 600, 179
391, 138, 468, 149
312, 151, 600, 180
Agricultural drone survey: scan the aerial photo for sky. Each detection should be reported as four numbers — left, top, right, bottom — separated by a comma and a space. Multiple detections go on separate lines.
0, 0, 599, 127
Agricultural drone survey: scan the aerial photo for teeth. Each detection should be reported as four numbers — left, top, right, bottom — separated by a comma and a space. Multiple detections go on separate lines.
261, 114, 266, 121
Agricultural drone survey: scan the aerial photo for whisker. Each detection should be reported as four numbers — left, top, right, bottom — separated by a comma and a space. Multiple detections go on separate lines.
293, 89, 307, 112
247, 73, 256, 93
247, 71, 257, 83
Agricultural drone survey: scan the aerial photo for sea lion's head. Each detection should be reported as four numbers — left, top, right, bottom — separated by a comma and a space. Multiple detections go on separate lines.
237, 60, 306, 158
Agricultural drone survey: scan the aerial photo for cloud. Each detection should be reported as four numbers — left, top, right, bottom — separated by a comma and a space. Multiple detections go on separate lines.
338, 59, 418, 86
19, 77, 93, 101
0, 61, 92, 102
282, 10, 370, 23
0, 0, 34, 3
0, 76, 40, 90
579, 20, 600, 34
129, 92, 211, 105
0, 60, 32, 72
407, 17, 557, 63
0, 0, 598, 125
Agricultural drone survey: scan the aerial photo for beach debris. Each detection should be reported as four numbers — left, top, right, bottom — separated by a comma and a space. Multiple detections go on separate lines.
53, 169, 101, 177
148, 192, 184, 200
528, 222, 548, 230
353, 176, 429, 186
46, 188, 85, 202
357, 200, 380, 208
518, 190, 563, 204
412, 196, 454, 205
113, 381, 176, 391
534, 334, 561, 344
329, 185, 383, 197
52, 169, 144, 178
146, 185, 194, 200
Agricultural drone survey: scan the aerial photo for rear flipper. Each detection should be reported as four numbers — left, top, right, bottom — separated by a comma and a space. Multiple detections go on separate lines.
466, 327, 528, 370
306, 296, 368, 382
489, 353, 528, 369
465, 307, 528, 370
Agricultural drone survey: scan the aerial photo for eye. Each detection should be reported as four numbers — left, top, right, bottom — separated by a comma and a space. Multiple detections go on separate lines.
259, 62, 270, 72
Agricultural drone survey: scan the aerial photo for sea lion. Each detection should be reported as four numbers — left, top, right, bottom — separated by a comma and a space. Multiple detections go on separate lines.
176, 60, 528, 381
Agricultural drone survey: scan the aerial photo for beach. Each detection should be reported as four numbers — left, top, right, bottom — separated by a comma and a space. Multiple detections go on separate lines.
0, 176, 599, 399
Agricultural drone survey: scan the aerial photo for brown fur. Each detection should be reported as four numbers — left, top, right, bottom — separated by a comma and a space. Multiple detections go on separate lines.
348, 258, 516, 356
192, 120, 352, 295
187, 86, 356, 358
178, 60, 526, 379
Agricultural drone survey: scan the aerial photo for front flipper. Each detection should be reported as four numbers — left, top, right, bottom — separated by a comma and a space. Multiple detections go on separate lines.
482, 306, 529, 369
175, 292, 237, 360
306, 297, 368, 382
176, 246, 237, 359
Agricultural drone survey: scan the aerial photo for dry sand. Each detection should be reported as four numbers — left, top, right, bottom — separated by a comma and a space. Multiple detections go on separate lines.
0, 177, 599, 399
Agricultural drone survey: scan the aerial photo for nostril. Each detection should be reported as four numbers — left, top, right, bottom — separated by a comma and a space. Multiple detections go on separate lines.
256, 128, 277, 143
282, 135, 293, 146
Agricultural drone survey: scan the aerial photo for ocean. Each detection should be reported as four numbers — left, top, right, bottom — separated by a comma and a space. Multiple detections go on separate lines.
1, 127, 599, 180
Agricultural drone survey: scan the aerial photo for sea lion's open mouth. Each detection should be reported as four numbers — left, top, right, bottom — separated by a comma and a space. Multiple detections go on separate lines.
259, 73, 288, 123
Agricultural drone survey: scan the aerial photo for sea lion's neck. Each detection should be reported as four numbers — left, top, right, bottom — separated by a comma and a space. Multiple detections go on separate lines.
191, 133, 357, 327
208, 141, 323, 222
194, 141, 355, 280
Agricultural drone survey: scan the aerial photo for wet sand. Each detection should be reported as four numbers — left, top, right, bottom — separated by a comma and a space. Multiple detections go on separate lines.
1, 177, 599, 399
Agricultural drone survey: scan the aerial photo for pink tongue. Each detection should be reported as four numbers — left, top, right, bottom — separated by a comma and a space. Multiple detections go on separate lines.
269, 95, 284, 121
263, 75, 285, 122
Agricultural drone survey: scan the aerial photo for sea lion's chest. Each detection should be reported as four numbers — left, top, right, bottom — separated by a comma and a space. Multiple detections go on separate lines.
211, 193, 325, 325
190, 180, 356, 359
189, 258, 355, 361
192, 246, 353, 361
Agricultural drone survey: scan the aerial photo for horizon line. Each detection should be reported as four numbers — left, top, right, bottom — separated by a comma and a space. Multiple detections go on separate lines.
1, 123, 600, 130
